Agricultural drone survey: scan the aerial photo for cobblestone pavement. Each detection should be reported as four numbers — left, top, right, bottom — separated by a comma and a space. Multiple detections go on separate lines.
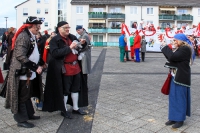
0, 47, 200, 133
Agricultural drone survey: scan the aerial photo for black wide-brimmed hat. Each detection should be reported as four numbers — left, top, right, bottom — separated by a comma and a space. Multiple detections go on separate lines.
26, 16, 45, 24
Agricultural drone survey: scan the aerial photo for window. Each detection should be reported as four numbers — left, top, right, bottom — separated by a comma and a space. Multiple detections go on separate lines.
76, 6, 83, 14
58, 0, 67, 22
93, 8, 103, 12
198, 9, 200, 16
37, 9, 41, 14
23, 8, 28, 16
37, 0, 40, 3
147, 20, 153, 26
44, 0, 49, 3
93, 23, 104, 28
130, 7, 137, 14
108, 35, 118, 42
147, 7, 153, 15
110, 7, 121, 13
45, 9, 48, 14
44, 22, 48, 27
110, 22, 121, 28
76, 19, 83, 27
160, 22, 172, 29
130, 21, 137, 28
93, 35, 103, 42
177, 9, 188, 15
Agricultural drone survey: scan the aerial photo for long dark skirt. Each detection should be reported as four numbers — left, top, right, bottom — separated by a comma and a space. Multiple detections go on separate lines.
168, 77, 191, 121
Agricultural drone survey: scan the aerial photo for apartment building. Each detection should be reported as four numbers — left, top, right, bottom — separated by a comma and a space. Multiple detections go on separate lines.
15, 0, 71, 33
71, 0, 200, 46
15, 0, 200, 46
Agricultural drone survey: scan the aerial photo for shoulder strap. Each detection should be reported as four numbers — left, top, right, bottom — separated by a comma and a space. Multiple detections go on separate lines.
24, 28, 35, 58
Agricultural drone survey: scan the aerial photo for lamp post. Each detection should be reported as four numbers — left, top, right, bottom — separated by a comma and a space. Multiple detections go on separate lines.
4, 17, 8, 30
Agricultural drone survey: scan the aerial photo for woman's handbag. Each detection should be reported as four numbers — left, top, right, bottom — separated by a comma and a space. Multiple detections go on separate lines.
161, 73, 172, 95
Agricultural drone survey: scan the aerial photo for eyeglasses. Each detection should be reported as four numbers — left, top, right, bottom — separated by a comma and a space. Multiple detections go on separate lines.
61, 26, 71, 30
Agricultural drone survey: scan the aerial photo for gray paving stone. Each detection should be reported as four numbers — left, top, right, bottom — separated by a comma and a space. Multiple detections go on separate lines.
113, 114, 135, 123
129, 127, 154, 133
11, 125, 46, 133
39, 122, 60, 132
103, 127, 125, 133
142, 121, 166, 132
127, 119, 149, 127
0, 120, 8, 129
91, 122, 111, 132
182, 126, 200, 133
1, 47, 200, 132
0, 126, 16, 133
103, 118, 124, 127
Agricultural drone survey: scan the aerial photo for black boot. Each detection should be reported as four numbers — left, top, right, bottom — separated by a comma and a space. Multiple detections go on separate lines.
172, 121, 184, 128
17, 121, 34, 128
165, 120, 176, 126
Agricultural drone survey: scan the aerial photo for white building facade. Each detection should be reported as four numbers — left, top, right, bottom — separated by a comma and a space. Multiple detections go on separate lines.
16, 0, 200, 45
15, 0, 71, 34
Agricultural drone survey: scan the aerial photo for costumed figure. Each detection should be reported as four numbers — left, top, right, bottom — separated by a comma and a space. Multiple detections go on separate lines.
5, 27, 16, 69
5, 16, 45, 128
42, 32, 56, 64
140, 35, 147, 62
42, 21, 88, 119
129, 32, 135, 60
133, 30, 141, 62
76, 26, 92, 96
119, 32, 126, 62
160, 33, 193, 128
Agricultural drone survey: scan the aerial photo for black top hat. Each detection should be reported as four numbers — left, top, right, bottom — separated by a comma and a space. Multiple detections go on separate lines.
26, 16, 45, 24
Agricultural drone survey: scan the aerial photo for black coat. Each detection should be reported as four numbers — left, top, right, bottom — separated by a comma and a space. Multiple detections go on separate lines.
161, 45, 191, 87
42, 33, 88, 112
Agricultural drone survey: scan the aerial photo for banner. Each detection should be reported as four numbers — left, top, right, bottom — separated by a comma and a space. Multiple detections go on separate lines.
121, 23, 200, 52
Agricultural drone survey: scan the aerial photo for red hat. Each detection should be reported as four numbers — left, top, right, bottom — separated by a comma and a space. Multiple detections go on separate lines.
121, 30, 125, 34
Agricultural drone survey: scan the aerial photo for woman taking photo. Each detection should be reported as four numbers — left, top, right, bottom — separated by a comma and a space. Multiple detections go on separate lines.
160, 33, 192, 128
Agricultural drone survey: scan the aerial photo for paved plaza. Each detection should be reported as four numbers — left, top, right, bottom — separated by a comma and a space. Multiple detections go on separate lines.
0, 47, 200, 133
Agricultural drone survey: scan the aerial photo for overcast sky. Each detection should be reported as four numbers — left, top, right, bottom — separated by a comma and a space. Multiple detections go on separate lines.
0, 0, 25, 29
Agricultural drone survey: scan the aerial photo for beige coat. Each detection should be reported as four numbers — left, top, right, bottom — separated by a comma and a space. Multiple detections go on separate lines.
5, 31, 42, 114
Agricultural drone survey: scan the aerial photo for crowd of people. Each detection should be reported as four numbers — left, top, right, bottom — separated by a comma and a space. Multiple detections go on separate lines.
119, 30, 147, 63
0, 16, 91, 128
0, 15, 198, 130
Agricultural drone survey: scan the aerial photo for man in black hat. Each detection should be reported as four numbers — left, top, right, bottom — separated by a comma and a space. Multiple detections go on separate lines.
43, 21, 88, 119
5, 16, 45, 128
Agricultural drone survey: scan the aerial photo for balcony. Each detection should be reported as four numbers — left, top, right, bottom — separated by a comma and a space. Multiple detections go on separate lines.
176, 15, 193, 21
88, 12, 107, 19
107, 28, 121, 33
107, 13, 125, 19
88, 28, 107, 33
91, 42, 107, 47
159, 14, 175, 20
107, 42, 118, 46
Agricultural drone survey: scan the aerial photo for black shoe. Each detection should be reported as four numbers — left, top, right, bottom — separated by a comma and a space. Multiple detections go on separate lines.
172, 121, 184, 128
72, 109, 87, 115
126, 59, 131, 61
165, 120, 176, 126
17, 121, 34, 128
61, 111, 73, 119
29, 115, 40, 120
